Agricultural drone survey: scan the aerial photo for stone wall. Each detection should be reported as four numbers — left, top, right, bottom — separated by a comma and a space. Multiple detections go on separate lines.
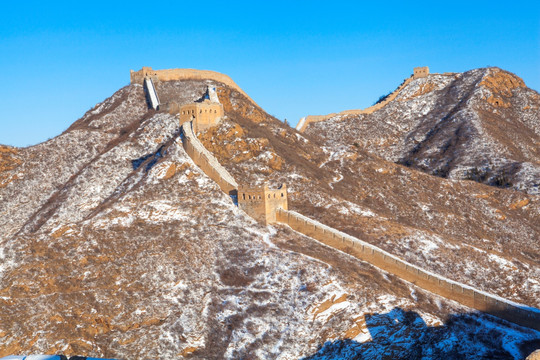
238, 184, 288, 225
179, 101, 224, 133
180, 122, 237, 194
276, 208, 540, 331
296, 77, 414, 132
130, 67, 256, 105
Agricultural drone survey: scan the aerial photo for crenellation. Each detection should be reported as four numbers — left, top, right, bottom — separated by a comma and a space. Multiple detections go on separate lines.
238, 184, 288, 225
413, 66, 430, 79
130, 66, 255, 104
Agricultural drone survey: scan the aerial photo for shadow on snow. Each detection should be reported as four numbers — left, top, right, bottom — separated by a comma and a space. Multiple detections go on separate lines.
302, 307, 540, 360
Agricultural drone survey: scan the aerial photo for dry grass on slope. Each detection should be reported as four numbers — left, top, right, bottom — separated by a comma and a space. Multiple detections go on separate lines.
195, 84, 540, 307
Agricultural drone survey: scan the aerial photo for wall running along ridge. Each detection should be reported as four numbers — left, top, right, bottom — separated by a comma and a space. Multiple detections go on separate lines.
296, 77, 414, 132
158, 68, 539, 331
130, 67, 257, 106
180, 121, 237, 194
275, 208, 540, 331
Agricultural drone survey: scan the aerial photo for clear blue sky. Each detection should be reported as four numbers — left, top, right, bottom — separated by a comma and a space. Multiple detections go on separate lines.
0, 0, 538, 147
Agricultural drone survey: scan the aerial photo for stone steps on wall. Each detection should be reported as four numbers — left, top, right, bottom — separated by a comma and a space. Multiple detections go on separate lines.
180, 121, 238, 194
143, 77, 160, 110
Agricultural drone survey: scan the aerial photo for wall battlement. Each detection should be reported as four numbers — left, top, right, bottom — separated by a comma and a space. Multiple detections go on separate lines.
276, 209, 540, 331
238, 184, 288, 225
296, 66, 431, 132
130, 66, 256, 105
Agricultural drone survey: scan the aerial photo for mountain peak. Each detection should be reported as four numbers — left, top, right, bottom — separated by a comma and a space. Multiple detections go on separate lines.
0, 66, 539, 358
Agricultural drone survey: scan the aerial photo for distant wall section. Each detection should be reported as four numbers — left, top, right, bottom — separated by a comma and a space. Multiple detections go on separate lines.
296, 67, 433, 132
297, 77, 414, 132
276, 208, 540, 331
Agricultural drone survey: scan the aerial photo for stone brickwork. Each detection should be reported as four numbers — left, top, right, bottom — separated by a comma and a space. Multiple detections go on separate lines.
276, 208, 540, 331
238, 184, 288, 225
179, 100, 224, 133
130, 66, 256, 105
413, 66, 430, 78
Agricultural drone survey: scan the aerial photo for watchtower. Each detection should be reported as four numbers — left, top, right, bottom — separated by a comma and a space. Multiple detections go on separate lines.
413, 66, 430, 79
130, 66, 159, 84
178, 86, 224, 132
238, 184, 288, 225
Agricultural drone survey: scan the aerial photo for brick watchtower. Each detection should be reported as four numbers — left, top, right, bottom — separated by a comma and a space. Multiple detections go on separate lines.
237, 184, 288, 225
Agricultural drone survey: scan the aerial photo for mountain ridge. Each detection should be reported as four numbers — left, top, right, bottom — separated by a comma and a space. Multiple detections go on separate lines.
303, 67, 539, 194
0, 67, 539, 358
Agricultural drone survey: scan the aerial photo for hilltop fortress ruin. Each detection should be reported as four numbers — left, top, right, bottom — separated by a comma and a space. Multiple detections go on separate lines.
130, 66, 540, 331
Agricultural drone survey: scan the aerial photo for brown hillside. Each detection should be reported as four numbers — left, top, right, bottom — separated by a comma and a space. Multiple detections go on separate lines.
0, 70, 538, 358
305, 67, 540, 195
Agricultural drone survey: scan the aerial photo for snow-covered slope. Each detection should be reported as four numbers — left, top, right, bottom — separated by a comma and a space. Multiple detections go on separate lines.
0, 73, 539, 359
305, 68, 540, 195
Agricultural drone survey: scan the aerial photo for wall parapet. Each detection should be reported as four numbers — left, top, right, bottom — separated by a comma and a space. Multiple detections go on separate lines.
296, 76, 414, 132
180, 121, 237, 194
130, 67, 256, 106
276, 208, 540, 331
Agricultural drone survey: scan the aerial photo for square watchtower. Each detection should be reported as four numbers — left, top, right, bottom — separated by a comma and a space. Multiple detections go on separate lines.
413, 66, 430, 78
238, 184, 288, 225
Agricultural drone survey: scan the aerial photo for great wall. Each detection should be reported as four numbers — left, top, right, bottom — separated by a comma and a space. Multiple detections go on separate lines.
296, 66, 428, 132
130, 66, 257, 106
132, 67, 540, 331
180, 120, 237, 195
276, 209, 540, 331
